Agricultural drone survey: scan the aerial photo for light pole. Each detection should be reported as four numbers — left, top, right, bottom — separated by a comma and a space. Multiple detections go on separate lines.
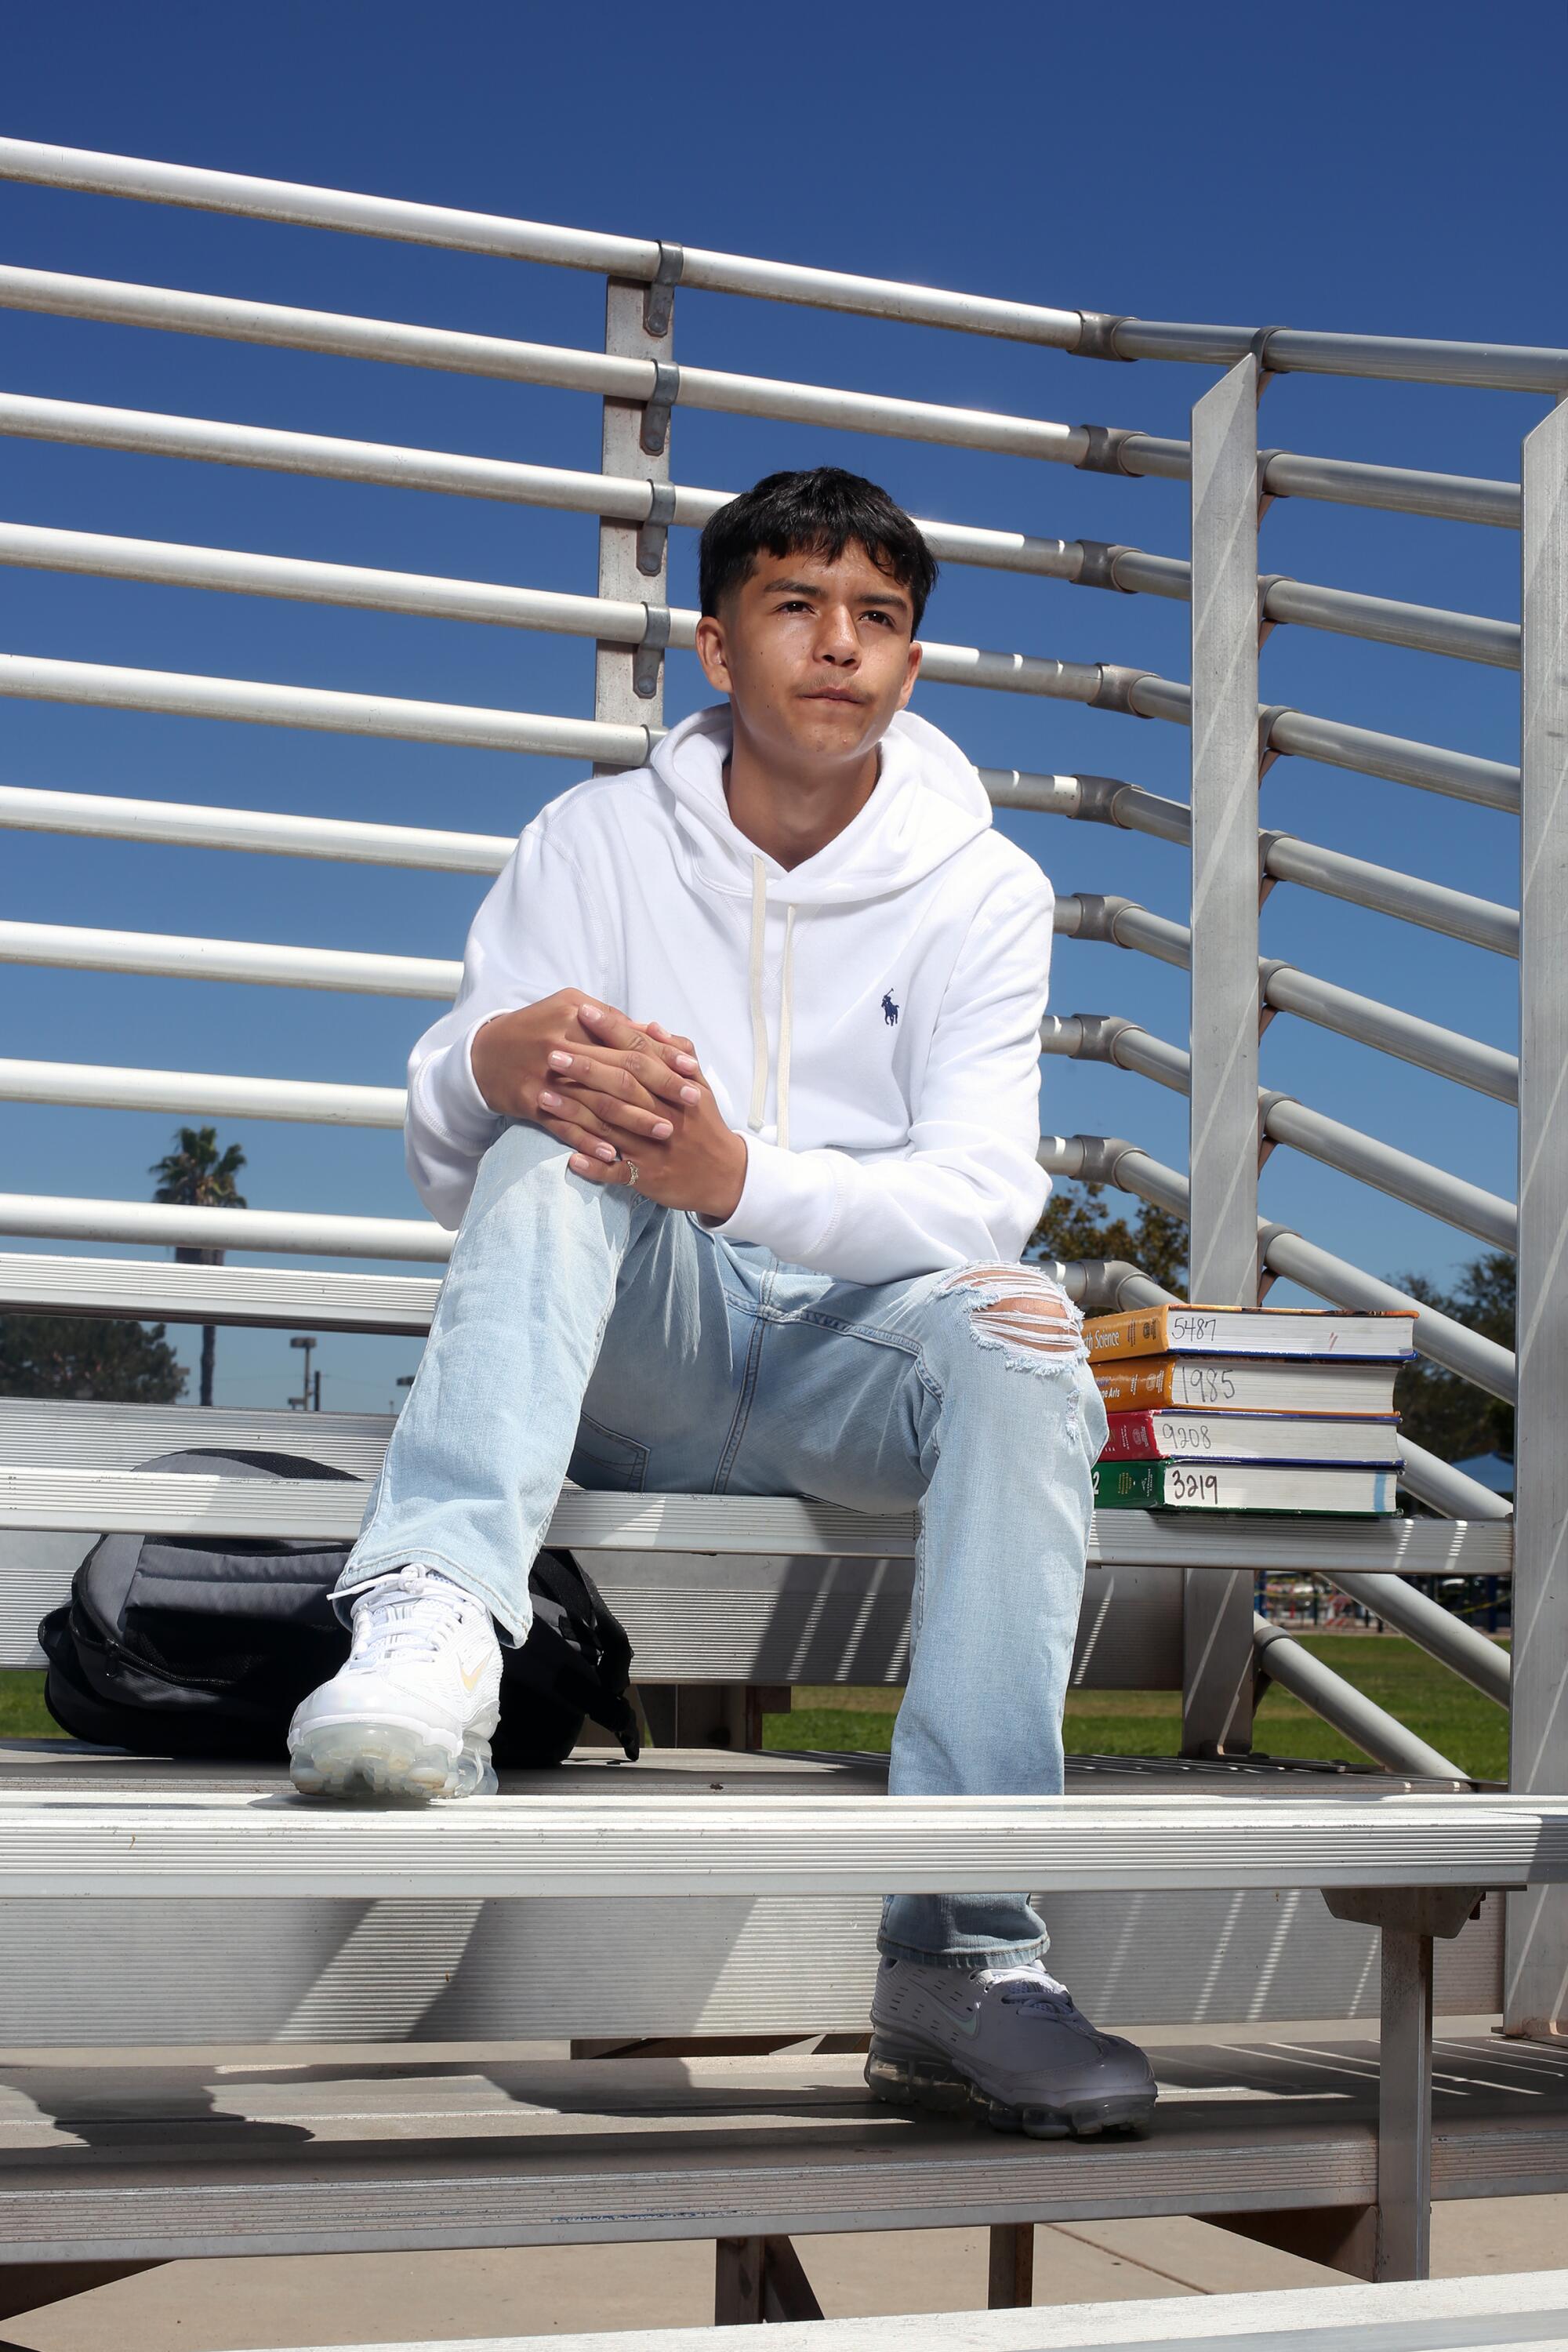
289, 1334, 316, 1410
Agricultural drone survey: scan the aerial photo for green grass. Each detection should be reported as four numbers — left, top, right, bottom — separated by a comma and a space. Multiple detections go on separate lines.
2, 1635, 1510, 1782
0, 1671, 51, 1739
767, 1634, 1511, 1784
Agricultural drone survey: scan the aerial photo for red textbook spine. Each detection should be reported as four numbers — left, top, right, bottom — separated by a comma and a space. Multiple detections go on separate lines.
1098, 1410, 1159, 1462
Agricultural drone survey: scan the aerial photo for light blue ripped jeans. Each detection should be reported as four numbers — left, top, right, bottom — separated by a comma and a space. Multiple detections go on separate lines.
336, 1122, 1109, 1968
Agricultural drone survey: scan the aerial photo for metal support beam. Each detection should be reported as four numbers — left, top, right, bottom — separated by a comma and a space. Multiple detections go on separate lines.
595, 277, 673, 753
1184, 352, 1263, 1755
1323, 1886, 1479, 2281
1375, 1923, 1434, 2281
987, 2224, 1035, 2308
1506, 396, 1568, 2041
714, 2235, 823, 2325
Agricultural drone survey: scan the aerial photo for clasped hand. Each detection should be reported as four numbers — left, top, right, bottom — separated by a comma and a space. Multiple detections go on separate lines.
470, 989, 747, 1221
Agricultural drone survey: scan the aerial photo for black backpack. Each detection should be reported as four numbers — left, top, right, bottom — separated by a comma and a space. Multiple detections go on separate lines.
38, 1445, 640, 1768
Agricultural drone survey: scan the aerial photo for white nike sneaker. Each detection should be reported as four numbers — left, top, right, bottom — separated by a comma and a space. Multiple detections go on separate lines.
288, 1565, 503, 1802
867, 1956, 1156, 2140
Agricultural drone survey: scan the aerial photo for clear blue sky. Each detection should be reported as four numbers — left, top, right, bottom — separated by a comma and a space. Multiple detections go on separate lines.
2, 0, 1560, 1415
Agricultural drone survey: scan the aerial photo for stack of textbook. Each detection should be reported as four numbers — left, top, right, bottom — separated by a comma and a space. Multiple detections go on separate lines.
1086, 1303, 1413, 1516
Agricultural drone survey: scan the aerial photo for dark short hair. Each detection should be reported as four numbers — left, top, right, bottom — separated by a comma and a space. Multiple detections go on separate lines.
699, 466, 938, 634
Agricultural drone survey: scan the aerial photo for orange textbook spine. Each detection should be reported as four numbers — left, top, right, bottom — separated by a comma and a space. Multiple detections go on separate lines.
1082, 1306, 1173, 1362
1091, 1361, 1175, 1409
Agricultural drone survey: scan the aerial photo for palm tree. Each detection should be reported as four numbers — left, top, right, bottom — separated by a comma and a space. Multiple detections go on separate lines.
150, 1127, 248, 1407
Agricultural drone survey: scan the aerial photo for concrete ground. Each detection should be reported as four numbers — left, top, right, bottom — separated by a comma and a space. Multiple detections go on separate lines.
5, 2019, 1562, 2351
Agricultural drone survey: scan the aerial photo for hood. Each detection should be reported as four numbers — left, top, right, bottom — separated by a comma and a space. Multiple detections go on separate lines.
647, 703, 993, 1152
648, 702, 993, 907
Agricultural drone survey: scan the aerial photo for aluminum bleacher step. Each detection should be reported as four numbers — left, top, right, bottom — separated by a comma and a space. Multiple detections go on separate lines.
0, 1786, 1554, 1902
0, 1748, 1500, 2045
277, 2268, 1568, 2352
0, 2042, 1560, 2270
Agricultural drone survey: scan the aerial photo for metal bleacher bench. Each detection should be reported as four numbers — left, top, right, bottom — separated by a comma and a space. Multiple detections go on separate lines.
264, 2270, 1568, 2352
0, 1262, 1551, 2330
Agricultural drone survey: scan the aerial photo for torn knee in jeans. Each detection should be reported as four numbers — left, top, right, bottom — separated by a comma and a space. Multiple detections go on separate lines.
936, 1262, 1087, 1369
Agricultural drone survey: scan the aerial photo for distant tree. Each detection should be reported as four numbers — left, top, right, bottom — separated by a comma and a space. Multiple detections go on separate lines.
1028, 1181, 1189, 1298
149, 1126, 247, 1408
1388, 1250, 1514, 1465
0, 1314, 187, 1401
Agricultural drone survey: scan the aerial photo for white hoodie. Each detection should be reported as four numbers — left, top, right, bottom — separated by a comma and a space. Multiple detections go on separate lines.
406, 703, 1055, 1285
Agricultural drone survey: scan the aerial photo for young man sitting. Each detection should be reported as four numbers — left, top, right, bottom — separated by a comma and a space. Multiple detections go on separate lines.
288, 466, 1156, 2138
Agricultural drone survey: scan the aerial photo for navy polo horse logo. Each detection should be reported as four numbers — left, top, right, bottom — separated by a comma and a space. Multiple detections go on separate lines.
881, 989, 900, 1027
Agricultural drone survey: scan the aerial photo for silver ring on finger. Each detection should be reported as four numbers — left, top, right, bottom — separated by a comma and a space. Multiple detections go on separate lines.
622, 1156, 641, 1188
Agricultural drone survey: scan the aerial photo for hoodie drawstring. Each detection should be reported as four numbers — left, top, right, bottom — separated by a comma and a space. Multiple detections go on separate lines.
747, 855, 797, 1153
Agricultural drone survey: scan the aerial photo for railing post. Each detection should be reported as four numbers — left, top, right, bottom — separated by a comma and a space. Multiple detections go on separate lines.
593, 257, 678, 762
594, 259, 752, 1751
1183, 353, 1265, 1755
1505, 394, 1568, 2038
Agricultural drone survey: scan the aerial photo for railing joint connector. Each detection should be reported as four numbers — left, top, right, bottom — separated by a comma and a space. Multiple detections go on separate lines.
1075, 424, 1142, 475
1063, 891, 1140, 946
642, 241, 684, 340
632, 604, 672, 700
1249, 324, 1290, 376
1256, 445, 1287, 521
1065, 1013, 1142, 1065
637, 481, 678, 578
1065, 1133, 1149, 1188
1073, 311, 1135, 362
1091, 663, 1156, 717
1073, 541, 1138, 593
1257, 573, 1293, 644
639, 360, 680, 458
1067, 773, 1138, 826
1258, 702, 1293, 775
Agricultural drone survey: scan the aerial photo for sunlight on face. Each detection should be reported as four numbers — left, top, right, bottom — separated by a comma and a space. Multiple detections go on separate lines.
695, 539, 924, 775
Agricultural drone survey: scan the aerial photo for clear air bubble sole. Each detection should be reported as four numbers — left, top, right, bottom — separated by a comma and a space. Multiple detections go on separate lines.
866, 2038, 1156, 2141
289, 1715, 499, 1802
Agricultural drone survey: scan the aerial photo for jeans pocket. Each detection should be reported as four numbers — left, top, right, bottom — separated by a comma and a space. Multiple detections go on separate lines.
568, 1411, 650, 1494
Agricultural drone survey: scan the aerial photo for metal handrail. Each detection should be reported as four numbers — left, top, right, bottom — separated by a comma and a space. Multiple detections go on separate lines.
0, 652, 655, 764
0, 266, 1099, 466
0, 521, 1106, 704
0, 136, 1087, 347
1250, 1617, 1468, 1780
0, 921, 460, 999
3, 510, 1516, 684
1080, 543, 1517, 670
0, 644, 1524, 816
1059, 1177, 1508, 1539
1122, 673, 1520, 812
0, 393, 1081, 580
4, 137, 1563, 395
0, 783, 520, 872
1055, 895, 1518, 1102
0, 770, 1081, 864
1040, 1013, 1517, 1252
0, 1058, 403, 1127
1055, 775, 1519, 955
1038, 1133, 1515, 1410
0, 1192, 449, 1261
1112, 317, 1568, 394
1, 387, 1515, 542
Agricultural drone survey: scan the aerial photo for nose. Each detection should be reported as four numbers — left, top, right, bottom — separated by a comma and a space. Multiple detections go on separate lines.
814, 602, 861, 666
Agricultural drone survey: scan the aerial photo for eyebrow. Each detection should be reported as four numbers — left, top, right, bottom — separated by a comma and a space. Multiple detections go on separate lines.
762, 575, 912, 611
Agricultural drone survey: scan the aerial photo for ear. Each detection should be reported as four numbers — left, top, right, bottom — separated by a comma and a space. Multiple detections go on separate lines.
894, 637, 924, 711
695, 613, 733, 695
